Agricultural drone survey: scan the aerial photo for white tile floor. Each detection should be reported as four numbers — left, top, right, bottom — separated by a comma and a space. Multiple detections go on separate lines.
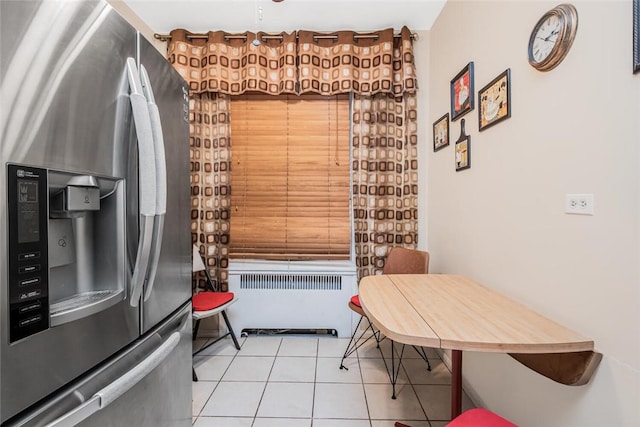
193, 332, 475, 427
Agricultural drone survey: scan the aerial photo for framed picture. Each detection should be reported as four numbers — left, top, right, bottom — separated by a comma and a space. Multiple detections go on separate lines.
478, 69, 511, 131
455, 119, 471, 171
634, 0, 639, 73
450, 62, 474, 121
433, 113, 450, 152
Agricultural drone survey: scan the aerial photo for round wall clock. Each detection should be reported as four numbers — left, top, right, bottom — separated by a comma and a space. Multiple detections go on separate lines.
528, 4, 578, 71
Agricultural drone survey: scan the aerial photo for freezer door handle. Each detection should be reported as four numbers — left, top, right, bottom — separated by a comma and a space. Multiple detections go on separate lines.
139, 64, 166, 301
44, 332, 180, 427
126, 57, 157, 306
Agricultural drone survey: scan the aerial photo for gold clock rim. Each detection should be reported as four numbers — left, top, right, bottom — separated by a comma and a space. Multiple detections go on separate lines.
528, 3, 578, 72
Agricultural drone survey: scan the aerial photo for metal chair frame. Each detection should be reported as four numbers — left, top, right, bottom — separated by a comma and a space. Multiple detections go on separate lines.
192, 247, 241, 381
339, 247, 432, 382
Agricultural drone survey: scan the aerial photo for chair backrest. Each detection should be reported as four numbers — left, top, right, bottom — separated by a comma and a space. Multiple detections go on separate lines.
193, 244, 220, 292
193, 244, 206, 273
382, 247, 429, 275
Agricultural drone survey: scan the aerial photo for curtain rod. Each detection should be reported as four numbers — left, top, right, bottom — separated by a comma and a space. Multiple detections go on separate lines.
154, 31, 417, 43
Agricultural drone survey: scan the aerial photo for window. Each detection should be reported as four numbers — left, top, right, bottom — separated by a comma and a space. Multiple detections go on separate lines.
230, 94, 351, 260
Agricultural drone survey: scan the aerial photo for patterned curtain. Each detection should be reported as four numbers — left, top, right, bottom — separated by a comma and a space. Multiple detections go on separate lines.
297, 26, 416, 96
168, 27, 419, 283
188, 93, 232, 291
352, 93, 419, 278
169, 30, 298, 289
168, 29, 297, 95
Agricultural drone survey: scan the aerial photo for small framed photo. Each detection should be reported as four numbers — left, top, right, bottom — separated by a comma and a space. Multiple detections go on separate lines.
634, 0, 639, 73
433, 113, 450, 152
450, 62, 474, 121
455, 119, 471, 171
478, 68, 511, 131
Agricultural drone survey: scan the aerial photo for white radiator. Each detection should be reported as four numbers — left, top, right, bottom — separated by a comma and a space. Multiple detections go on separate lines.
226, 261, 357, 338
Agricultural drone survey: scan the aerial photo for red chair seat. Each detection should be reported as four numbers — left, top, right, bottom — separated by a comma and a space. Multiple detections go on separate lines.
350, 294, 361, 307
447, 408, 517, 427
193, 291, 234, 312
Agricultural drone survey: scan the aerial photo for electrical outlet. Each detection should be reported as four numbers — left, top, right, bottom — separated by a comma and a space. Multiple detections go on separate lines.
565, 194, 594, 215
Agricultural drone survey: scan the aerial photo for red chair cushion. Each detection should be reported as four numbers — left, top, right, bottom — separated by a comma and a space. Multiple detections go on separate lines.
447, 408, 517, 427
350, 294, 361, 307
193, 291, 234, 312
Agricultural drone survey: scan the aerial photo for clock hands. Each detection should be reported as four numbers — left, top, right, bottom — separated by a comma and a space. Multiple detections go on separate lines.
544, 29, 559, 42
536, 29, 559, 42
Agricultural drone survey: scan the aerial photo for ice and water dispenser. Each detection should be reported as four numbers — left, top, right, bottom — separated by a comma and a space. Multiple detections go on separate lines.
7, 164, 125, 343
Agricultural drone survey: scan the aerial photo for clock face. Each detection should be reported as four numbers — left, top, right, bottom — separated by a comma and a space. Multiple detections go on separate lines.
528, 4, 578, 72
531, 14, 562, 63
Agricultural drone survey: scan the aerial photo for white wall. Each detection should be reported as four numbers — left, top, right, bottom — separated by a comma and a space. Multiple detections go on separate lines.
107, 0, 165, 52
422, 1, 639, 426
415, 30, 431, 252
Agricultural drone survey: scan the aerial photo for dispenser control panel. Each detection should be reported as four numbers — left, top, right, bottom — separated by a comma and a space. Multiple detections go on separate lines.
7, 164, 49, 342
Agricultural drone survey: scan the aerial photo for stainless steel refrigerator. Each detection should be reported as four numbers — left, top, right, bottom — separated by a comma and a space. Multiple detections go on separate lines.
0, 1, 192, 425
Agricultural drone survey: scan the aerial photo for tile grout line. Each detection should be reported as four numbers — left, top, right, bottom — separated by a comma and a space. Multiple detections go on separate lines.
310, 337, 319, 426
193, 336, 245, 421
355, 332, 374, 427
403, 345, 434, 426
250, 336, 282, 426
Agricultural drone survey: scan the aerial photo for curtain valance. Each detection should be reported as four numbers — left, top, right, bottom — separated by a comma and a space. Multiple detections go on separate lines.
168, 29, 297, 95
167, 27, 417, 96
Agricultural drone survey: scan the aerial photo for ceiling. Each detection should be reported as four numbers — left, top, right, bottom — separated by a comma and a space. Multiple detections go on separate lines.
122, 0, 447, 35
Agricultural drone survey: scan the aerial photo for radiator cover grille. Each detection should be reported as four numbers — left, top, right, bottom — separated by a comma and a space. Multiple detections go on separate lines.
240, 273, 343, 291
227, 269, 356, 338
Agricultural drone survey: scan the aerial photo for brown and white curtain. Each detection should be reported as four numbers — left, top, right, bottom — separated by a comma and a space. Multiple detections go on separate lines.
168, 29, 297, 95
187, 93, 232, 291
352, 94, 419, 277
169, 29, 298, 290
296, 27, 418, 277
168, 26, 419, 285
297, 26, 416, 96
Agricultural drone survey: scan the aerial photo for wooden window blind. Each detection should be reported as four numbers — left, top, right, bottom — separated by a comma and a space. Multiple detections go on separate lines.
230, 94, 351, 260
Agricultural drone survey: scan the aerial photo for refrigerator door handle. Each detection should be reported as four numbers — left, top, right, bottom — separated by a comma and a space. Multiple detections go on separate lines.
139, 64, 166, 302
126, 57, 157, 307
43, 332, 180, 427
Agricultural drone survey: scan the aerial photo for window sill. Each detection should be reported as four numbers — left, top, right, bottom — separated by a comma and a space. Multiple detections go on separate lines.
229, 259, 357, 275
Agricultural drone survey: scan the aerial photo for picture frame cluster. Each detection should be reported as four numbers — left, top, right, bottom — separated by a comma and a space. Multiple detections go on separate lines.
433, 61, 512, 172
433, 2, 637, 172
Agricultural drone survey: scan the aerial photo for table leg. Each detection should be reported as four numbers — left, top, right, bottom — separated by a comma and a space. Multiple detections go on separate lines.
451, 350, 463, 419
